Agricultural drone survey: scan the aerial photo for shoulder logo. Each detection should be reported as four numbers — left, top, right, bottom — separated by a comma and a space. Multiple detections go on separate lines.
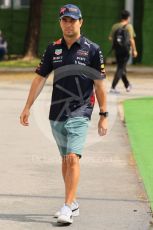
84, 40, 91, 48
53, 39, 62, 45
55, 49, 62, 55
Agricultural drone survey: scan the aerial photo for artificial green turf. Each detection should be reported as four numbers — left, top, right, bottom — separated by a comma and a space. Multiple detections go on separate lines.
124, 97, 153, 210
0, 58, 40, 68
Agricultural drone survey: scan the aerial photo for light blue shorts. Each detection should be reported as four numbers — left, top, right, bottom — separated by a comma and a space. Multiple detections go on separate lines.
50, 117, 89, 158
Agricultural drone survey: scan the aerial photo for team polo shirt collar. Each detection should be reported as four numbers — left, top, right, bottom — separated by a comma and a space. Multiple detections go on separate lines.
61, 35, 84, 48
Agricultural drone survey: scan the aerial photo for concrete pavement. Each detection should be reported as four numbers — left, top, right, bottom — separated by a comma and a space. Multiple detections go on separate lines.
0, 72, 153, 229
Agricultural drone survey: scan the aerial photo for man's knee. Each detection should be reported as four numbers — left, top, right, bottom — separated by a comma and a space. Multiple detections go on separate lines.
63, 153, 79, 166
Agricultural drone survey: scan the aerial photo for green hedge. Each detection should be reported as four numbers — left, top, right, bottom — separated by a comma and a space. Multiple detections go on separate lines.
142, 0, 153, 65
3, 0, 153, 65
0, 9, 29, 54
39, 0, 124, 56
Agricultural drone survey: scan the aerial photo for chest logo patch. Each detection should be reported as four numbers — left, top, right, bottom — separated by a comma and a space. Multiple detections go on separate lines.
77, 50, 89, 57
55, 49, 62, 55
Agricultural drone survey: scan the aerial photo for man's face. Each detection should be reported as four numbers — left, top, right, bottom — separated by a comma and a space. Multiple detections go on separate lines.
60, 16, 83, 37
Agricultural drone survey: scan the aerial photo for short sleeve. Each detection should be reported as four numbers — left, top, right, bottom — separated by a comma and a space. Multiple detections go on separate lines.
90, 47, 106, 79
35, 44, 53, 77
127, 24, 136, 38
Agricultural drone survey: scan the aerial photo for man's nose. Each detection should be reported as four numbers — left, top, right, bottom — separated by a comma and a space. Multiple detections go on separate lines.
66, 23, 71, 27
65, 21, 72, 26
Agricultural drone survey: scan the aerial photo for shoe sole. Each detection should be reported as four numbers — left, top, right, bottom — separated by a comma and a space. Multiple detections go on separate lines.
54, 207, 79, 218
57, 216, 73, 224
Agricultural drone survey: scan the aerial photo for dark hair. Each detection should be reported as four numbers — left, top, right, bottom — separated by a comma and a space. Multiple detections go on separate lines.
121, 10, 130, 20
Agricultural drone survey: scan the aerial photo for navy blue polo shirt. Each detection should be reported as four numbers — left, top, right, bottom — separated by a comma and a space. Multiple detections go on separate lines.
35, 35, 106, 121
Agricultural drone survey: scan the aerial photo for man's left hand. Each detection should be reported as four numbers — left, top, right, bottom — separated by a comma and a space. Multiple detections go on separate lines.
98, 117, 108, 136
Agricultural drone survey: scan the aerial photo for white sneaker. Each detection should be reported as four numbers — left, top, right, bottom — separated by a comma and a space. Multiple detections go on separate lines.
54, 201, 79, 218
126, 84, 132, 92
71, 201, 79, 216
109, 88, 120, 94
57, 204, 73, 224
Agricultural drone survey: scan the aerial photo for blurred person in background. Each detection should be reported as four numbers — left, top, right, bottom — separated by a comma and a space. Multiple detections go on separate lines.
109, 10, 137, 94
0, 30, 7, 61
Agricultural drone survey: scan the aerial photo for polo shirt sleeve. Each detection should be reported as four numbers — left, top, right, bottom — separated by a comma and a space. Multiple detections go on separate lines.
35, 44, 53, 77
90, 47, 106, 79
127, 24, 136, 38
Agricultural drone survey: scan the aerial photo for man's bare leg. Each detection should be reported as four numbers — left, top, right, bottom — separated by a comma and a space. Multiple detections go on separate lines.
62, 153, 80, 205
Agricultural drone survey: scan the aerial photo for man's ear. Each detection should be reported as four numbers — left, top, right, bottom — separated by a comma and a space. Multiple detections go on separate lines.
79, 19, 83, 27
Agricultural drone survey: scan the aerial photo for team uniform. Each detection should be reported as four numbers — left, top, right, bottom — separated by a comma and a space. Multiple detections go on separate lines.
20, 3, 107, 224
36, 35, 106, 157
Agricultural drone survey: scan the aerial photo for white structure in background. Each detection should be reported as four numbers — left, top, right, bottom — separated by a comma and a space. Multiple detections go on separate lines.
0, 0, 29, 9
0, 0, 11, 8
14, 0, 29, 8
125, 0, 134, 24
125, 0, 134, 64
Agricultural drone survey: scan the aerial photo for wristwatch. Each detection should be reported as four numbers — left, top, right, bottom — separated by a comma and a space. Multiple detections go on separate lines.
99, 111, 109, 117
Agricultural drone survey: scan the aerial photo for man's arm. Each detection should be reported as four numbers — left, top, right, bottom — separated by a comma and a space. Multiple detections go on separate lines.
20, 75, 47, 126
130, 38, 138, 57
127, 24, 138, 58
94, 79, 108, 136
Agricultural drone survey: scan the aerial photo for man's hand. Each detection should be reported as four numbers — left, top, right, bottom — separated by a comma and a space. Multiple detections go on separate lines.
20, 108, 30, 126
98, 117, 108, 136
19, 75, 47, 127
132, 49, 138, 58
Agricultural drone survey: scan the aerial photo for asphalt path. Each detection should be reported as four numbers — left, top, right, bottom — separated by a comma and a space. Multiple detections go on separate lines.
0, 73, 153, 229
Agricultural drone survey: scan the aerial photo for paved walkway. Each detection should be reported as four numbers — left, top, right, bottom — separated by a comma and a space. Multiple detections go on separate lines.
0, 72, 153, 229
0, 65, 153, 74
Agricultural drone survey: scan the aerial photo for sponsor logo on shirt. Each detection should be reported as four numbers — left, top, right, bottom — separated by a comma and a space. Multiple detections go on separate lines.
55, 49, 62, 55
99, 50, 104, 64
101, 64, 105, 69
53, 56, 63, 63
76, 56, 86, 61
100, 63, 106, 74
76, 49, 89, 57
75, 56, 87, 65
75, 60, 86, 66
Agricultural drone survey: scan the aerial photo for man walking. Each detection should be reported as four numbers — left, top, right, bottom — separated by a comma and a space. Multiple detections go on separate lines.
20, 4, 108, 224
109, 10, 137, 93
